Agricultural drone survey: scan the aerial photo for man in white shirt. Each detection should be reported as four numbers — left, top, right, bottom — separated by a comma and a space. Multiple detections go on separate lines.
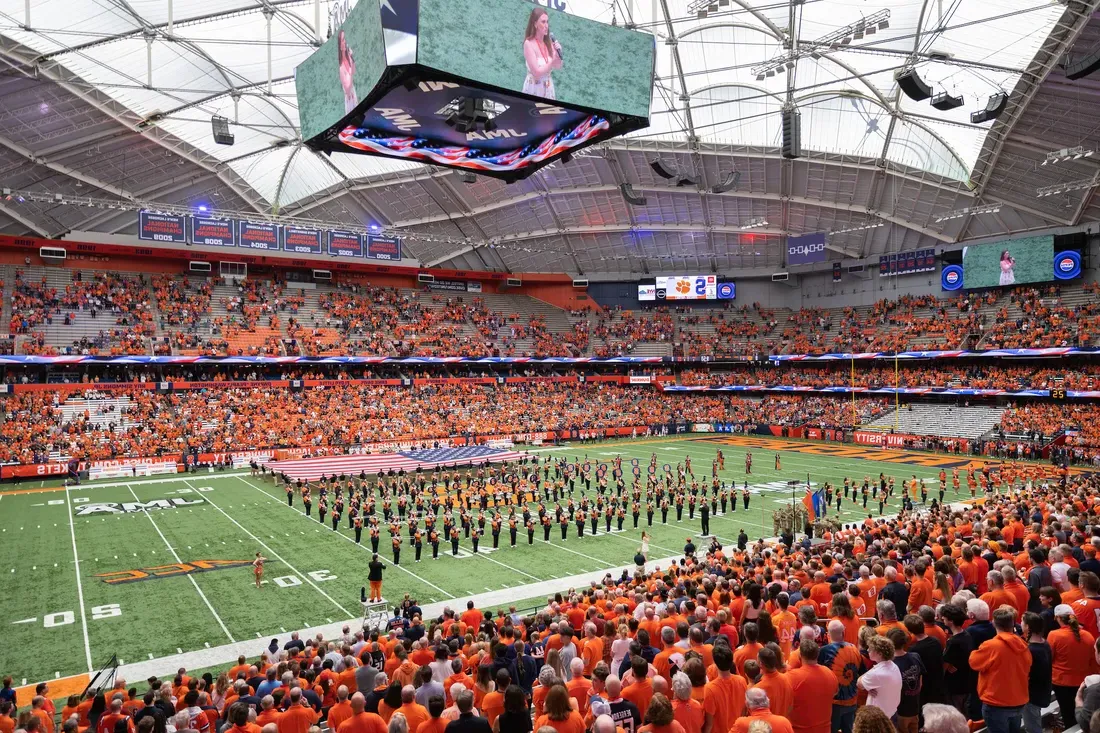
1050, 547, 1071, 592
857, 635, 902, 719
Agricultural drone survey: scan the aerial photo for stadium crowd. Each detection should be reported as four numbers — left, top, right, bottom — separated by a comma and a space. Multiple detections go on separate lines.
0, 386, 890, 465
9, 469, 1100, 733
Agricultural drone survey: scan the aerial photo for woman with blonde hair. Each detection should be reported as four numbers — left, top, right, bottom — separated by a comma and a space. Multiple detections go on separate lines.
544, 648, 565, 682
610, 625, 633, 673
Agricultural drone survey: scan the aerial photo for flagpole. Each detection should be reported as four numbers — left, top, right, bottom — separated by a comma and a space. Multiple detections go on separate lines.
895, 352, 899, 431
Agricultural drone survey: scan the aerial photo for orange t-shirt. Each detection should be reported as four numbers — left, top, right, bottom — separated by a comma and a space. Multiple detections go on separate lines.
756, 670, 793, 716
622, 678, 654, 720
481, 690, 505, 726
788, 664, 839, 733
337, 712, 388, 733
1049, 627, 1098, 687
327, 701, 355, 733
276, 704, 319, 733
702, 674, 747, 733
396, 702, 429, 733
534, 711, 587, 733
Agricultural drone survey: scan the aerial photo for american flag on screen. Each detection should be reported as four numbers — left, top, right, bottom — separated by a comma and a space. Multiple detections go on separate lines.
263, 446, 528, 482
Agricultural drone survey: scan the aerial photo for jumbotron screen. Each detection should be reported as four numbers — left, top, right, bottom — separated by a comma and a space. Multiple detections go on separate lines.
639, 276, 734, 301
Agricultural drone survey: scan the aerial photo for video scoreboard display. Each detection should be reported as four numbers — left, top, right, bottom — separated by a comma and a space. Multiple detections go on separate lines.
638, 276, 734, 301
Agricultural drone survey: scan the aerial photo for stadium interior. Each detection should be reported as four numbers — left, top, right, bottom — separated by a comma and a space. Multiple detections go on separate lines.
4, 3, 1100, 733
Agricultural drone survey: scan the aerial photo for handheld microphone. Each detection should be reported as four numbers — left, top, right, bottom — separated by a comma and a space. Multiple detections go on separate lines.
549, 32, 564, 60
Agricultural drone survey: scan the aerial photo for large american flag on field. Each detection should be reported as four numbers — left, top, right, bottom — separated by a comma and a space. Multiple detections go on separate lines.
262, 446, 530, 482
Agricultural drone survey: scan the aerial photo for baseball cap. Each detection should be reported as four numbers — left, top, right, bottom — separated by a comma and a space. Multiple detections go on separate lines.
1055, 604, 1075, 617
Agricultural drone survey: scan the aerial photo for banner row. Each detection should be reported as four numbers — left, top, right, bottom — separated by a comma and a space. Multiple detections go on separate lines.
138, 212, 402, 261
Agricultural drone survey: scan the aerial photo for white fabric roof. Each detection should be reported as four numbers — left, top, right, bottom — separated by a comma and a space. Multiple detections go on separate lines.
0, 0, 1093, 273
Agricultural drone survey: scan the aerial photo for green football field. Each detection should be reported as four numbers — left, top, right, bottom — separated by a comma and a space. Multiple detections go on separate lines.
0, 433, 973, 686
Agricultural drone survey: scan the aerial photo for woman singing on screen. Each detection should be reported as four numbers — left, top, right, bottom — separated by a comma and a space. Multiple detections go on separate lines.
338, 30, 358, 115
523, 8, 562, 100
999, 250, 1016, 286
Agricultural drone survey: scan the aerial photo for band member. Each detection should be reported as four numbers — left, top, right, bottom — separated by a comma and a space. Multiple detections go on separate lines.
253, 552, 266, 588
700, 502, 710, 537
392, 534, 401, 565
286, 484, 294, 506
354, 515, 363, 544
430, 529, 440, 559
471, 527, 481, 554
370, 524, 380, 554
527, 519, 535, 545
746, 452, 752, 474
414, 530, 423, 563
509, 517, 518, 548
303, 488, 312, 517
450, 526, 460, 556
775, 453, 781, 471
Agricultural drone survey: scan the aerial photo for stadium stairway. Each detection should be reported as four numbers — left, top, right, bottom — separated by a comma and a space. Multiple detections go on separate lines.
863, 403, 1006, 439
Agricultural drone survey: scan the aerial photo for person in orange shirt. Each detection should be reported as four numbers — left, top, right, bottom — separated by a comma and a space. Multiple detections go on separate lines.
771, 594, 799, 657
702, 644, 746, 733
225, 701, 262, 733
256, 697, 281, 727
394, 687, 429, 733
327, 686, 355, 733
787, 639, 839, 733
276, 689, 319, 733
729, 688, 795, 733
582, 623, 604, 676
622, 657, 655, 720
92, 698, 129, 733
1049, 605, 1098, 729
416, 697, 446, 733
979, 570, 1017, 616
755, 647, 792, 717
460, 601, 483, 631
906, 564, 933, 614
534, 685, 586, 733
336, 693, 387, 733
969, 608, 1032, 728
637, 693, 685, 733
732, 623, 763, 680
564, 659, 593, 717
0, 702, 16, 733
479, 671, 508, 728
670, 675, 704, 733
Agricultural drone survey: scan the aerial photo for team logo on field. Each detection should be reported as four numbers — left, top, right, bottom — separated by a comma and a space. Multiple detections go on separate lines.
74, 497, 204, 516
95, 559, 253, 584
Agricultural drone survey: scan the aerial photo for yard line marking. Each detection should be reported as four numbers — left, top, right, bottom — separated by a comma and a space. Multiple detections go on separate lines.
241, 478, 456, 600
65, 484, 94, 673
125, 485, 235, 644
190, 480, 356, 618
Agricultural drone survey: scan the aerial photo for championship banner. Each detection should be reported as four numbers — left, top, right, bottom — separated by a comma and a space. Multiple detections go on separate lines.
283, 226, 323, 254
189, 215, 237, 247
366, 234, 402, 261
327, 230, 364, 257
138, 211, 187, 244
237, 221, 282, 251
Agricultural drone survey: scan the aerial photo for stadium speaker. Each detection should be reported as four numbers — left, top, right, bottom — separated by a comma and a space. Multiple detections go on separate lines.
931, 91, 964, 111
711, 170, 741, 194
39, 246, 66, 261
895, 68, 932, 101
650, 159, 677, 180
970, 92, 1008, 123
620, 183, 647, 206
417, 272, 435, 284
676, 175, 697, 187
771, 272, 789, 282
189, 261, 212, 273
1066, 47, 1100, 80
505, 277, 522, 287
572, 278, 589, 288
312, 269, 332, 281
781, 108, 801, 159
211, 115, 235, 146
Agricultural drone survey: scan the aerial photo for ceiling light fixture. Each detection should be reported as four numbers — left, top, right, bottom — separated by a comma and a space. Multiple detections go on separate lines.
1042, 146, 1095, 165
1036, 174, 1100, 197
829, 220, 884, 235
738, 218, 768, 230
933, 202, 1001, 223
